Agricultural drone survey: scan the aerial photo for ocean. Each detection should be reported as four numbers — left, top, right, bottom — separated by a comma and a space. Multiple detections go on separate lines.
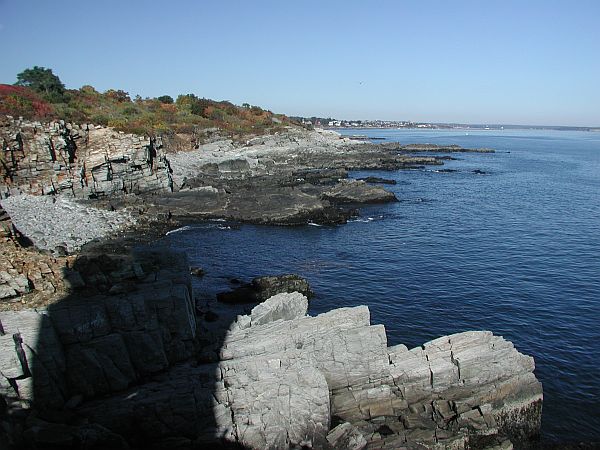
163, 128, 600, 442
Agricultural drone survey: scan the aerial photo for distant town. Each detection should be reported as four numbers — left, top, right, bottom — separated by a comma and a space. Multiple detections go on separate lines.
291, 117, 600, 132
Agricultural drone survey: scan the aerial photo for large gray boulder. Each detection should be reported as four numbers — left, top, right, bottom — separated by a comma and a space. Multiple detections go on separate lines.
249, 291, 308, 327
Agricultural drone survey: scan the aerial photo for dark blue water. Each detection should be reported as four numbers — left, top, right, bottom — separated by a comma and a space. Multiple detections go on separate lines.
162, 129, 600, 442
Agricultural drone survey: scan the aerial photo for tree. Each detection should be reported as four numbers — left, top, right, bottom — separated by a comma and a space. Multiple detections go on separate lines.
191, 98, 214, 117
104, 89, 131, 103
15, 66, 65, 102
157, 95, 174, 104
175, 93, 198, 112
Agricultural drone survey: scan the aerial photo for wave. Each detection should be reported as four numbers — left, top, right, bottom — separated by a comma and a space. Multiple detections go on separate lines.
165, 225, 194, 235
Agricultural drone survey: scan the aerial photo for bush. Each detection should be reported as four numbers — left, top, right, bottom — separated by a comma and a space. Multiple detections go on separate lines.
104, 89, 131, 103
0, 84, 55, 119
122, 106, 139, 117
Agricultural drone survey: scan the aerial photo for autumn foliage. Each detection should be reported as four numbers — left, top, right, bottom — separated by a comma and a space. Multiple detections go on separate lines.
2, 67, 297, 139
0, 85, 55, 119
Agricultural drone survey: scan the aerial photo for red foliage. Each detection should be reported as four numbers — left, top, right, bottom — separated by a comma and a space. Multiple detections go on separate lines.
0, 85, 30, 96
0, 84, 55, 119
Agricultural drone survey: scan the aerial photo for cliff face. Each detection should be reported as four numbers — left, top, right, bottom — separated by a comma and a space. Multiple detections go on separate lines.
0, 117, 173, 198
0, 248, 197, 448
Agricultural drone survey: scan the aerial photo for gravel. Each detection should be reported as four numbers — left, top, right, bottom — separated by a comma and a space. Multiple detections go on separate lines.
0, 194, 135, 253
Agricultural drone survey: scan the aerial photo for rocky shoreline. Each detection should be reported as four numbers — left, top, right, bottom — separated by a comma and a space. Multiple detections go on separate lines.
0, 118, 545, 449
0, 116, 492, 229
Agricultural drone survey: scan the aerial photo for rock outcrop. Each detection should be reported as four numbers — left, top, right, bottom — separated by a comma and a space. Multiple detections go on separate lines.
0, 249, 194, 411
0, 240, 69, 306
91, 299, 540, 449
322, 179, 398, 204
0, 117, 173, 198
0, 268, 542, 449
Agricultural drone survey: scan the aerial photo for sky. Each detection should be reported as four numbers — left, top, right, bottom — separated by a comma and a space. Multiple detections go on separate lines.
0, 0, 599, 126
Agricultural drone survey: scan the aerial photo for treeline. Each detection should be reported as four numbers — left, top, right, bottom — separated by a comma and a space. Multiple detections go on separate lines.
0, 66, 295, 137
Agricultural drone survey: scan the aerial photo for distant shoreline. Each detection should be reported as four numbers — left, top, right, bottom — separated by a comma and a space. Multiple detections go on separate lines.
324, 125, 599, 132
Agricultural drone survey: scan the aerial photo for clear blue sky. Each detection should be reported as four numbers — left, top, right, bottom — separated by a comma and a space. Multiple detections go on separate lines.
1, 0, 599, 126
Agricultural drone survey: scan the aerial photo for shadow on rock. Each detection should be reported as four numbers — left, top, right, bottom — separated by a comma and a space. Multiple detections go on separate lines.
0, 237, 250, 449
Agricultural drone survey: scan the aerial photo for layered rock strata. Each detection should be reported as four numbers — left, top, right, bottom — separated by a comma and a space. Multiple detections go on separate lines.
0, 117, 173, 198
0, 249, 194, 408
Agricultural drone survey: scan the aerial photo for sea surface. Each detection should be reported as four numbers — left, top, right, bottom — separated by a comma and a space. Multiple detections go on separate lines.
163, 128, 600, 442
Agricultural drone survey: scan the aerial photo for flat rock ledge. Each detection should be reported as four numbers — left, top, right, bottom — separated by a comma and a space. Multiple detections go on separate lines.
0, 255, 542, 450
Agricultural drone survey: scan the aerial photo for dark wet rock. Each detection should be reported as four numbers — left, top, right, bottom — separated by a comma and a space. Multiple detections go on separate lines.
216, 286, 256, 304
436, 168, 459, 173
203, 310, 219, 322
190, 267, 205, 277
217, 274, 313, 304
294, 168, 348, 185
322, 180, 397, 204
401, 143, 494, 153
357, 176, 397, 185
473, 169, 489, 174
146, 185, 353, 226
252, 274, 313, 301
